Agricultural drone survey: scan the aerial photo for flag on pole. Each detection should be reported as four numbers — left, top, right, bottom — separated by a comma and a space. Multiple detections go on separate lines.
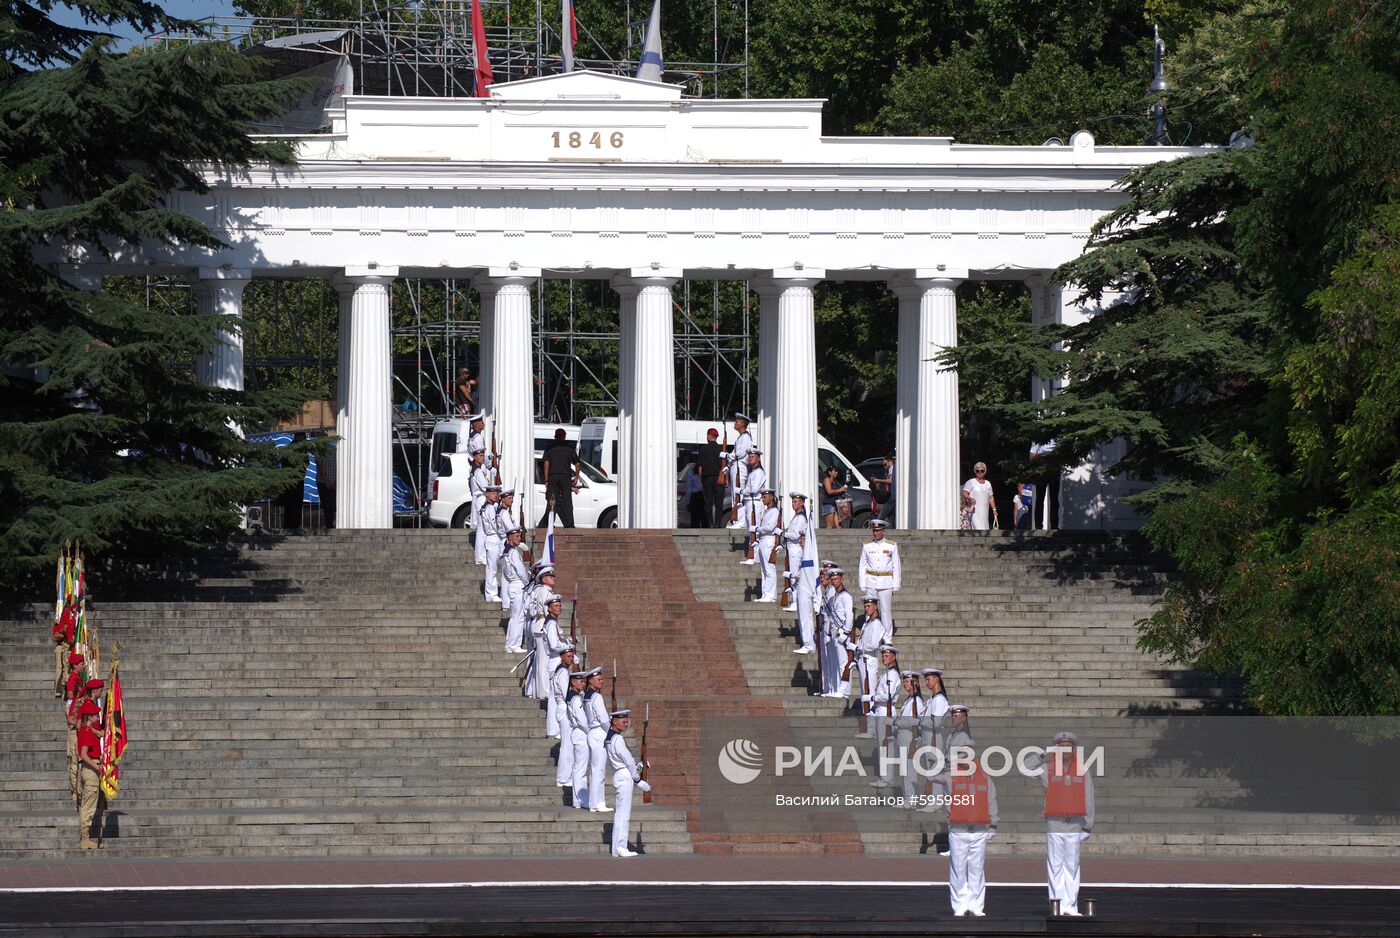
100, 661, 127, 800
471, 0, 494, 96
544, 505, 557, 565
635, 0, 663, 83
562, 0, 578, 72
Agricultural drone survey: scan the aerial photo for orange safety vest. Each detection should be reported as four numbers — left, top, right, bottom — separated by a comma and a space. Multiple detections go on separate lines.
1044, 752, 1087, 817
948, 765, 992, 825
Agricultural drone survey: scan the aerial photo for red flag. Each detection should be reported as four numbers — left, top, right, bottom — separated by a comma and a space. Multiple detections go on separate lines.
100, 663, 126, 799
472, 0, 493, 96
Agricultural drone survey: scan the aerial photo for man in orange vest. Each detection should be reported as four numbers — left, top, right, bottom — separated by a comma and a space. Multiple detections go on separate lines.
945, 735, 997, 916
1038, 730, 1095, 916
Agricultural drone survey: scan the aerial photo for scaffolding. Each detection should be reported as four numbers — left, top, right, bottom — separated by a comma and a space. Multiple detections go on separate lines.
146, 1, 754, 520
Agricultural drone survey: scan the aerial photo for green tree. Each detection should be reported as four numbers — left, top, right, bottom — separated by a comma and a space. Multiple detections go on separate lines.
0, 2, 311, 592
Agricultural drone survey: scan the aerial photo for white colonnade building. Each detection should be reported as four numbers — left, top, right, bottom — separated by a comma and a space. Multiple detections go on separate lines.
65, 71, 1203, 531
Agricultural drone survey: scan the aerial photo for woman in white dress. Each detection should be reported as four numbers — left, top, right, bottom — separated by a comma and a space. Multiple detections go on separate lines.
961, 462, 999, 530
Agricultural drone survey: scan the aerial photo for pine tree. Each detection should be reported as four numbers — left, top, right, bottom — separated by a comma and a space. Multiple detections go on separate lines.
0, 2, 312, 592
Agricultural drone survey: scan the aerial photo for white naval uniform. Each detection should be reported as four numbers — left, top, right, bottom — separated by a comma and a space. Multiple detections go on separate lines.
565, 691, 590, 806
552, 664, 574, 786
919, 692, 952, 803
867, 665, 901, 783
502, 544, 529, 651
536, 616, 569, 733
1038, 751, 1096, 915
895, 693, 923, 802
821, 587, 854, 697
754, 505, 781, 600
725, 431, 753, 525
470, 465, 492, 565
605, 728, 645, 856
858, 538, 902, 634
783, 509, 817, 648
850, 615, 889, 709
947, 773, 999, 916
466, 428, 484, 458
740, 464, 767, 535
584, 689, 611, 811
482, 502, 507, 602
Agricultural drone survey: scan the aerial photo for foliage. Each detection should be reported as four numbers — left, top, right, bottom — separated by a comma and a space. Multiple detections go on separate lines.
0, 5, 311, 592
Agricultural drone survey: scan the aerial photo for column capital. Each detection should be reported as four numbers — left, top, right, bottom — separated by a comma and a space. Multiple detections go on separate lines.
889, 274, 964, 298
618, 266, 682, 285
195, 266, 253, 282
481, 266, 542, 283
338, 265, 399, 281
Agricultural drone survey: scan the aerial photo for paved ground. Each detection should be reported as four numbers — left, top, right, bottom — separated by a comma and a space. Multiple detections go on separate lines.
3, 855, 1399, 937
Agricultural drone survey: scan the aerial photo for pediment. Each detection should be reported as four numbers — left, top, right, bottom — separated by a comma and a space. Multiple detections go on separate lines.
488, 70, 683, 102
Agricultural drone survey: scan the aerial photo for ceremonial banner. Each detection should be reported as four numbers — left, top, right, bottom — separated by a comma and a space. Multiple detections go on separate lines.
472, 0, 494, 96
100, 663, 127, 800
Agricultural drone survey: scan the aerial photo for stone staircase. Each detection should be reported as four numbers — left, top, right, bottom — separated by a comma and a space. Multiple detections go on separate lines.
673, 529, 1398, 859
0, 531, 692, 859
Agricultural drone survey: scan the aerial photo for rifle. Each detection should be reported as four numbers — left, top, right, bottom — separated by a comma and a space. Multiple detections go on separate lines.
581, 634, 588, 670
640, 702, 653, 804
860, 662, 870, 737
611, 658, 619, 712
768, 503, 782, 566
519, 496, 534, 565
569, 583, 579, 645
814, 583, 825, 692
491, 424, 502, 486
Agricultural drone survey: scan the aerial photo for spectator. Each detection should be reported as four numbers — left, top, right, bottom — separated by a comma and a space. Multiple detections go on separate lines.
541, 428, 580, 528
870, 455, 895, 526
682, 454, 706, 528
276, 431, 307, 530
453, 368, 476, 415
821, 465, 848, 529
317, 438, 337, 529
960, 487, 976, 530
1013, 480, 1035, 531
961, 462, 998, 530
698, 428, 723, 528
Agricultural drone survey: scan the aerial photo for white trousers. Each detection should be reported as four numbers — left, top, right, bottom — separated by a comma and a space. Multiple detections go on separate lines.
569, 727, 590, 806
530, 629, 550, 702
587, 728, 608, 809
818, 631, 848, 696
483, 535, 503, 601
611, 769, 635, 855
896, 727, 920, 801
503, 580, 526, 650
948, 827, 993, 915
871, 714, 896, 782
1047, 831, 1084, 913
555, 715, 575, 786
473, 497, 488, 564
795, 566, 816, 648
756, 536, 778, 600
875, 587, 894, 634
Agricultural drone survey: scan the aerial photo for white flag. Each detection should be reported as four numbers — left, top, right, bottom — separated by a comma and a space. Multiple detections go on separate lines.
635, 0, 663, 82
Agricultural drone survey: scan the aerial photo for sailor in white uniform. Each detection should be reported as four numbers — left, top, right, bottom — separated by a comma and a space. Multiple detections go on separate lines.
480, 485, 505, 602
724, 413, 754, 528
520, 566, 556, 698
858, 519, 902, 634
495, 489, 517, 612
848, 594, 889, 737
1030, 730, 1095, 916
604, 709, 652, 857
943, 732, 998, 917
564, 669, 592, 807
784, 492, 817, 651
501, 525, 530, 653
738, 450, 767, 556
863, 644, 902, 786
583, 667, 612, 812
469, 448, 491, 565
552, 645, 579, 787
819, 567, 854, 698
895, 670, 924, 803
753, 489, 781, 601
534, 595, 570, 736
465, 413, 486, 461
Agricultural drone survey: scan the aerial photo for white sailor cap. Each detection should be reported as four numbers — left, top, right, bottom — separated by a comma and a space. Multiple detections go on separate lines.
901, 670, 921, 679
610, 709, 632, 719
789, 491, 808, 500
568, 670, 590, 680
734, 412, 751, 423
467, 412, 485, 422
536, 565, 557, 577
820, 559, 837, 568
829, 566, 846, 577
505, 524, 523, 535
559, 640, 577, 652
748, 448, 763, 456
469, 444, 486, 455
861, 591, 879, 602
545, 592, 564, 605
921, 668, 943, 677
878, 643, 898, 655
585, 666, 604, 678
760, 487, 776, 496
870, 519, 889, 529
949, 704, 970, 714
1050, 730, 1079, 746
485, 484, 502, 492
500, 488, 515, 497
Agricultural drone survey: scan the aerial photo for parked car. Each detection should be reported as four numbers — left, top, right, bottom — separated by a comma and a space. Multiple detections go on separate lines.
428, 446, 618, 529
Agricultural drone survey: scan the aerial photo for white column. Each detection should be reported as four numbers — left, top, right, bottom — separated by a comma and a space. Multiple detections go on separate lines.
193, 268, 252, 391
754, 282, 781, 463
478, 270, 539, 530
1027, 275, 1056, 530
613, 280, 640, 527
769, 272, 823, 505
333, 278, 355, 459
892, 274, 964, 529
476, 281, 497, 420
335, 267, 398, 529
615, 270, 679, 528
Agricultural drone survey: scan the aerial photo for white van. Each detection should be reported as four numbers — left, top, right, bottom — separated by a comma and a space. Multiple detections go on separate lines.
579, 417, 873, 526
428, 420, 618, 528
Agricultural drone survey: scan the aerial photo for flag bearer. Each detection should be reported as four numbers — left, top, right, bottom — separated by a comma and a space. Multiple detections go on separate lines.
75, 700, 104, 849
605, 709, 651, 857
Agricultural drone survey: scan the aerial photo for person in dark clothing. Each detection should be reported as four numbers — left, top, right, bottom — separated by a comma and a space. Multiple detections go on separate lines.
317, 438, 337, 529
698, 428, 724, 528
277, 432, 307, 530
541, 429, 580, 528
